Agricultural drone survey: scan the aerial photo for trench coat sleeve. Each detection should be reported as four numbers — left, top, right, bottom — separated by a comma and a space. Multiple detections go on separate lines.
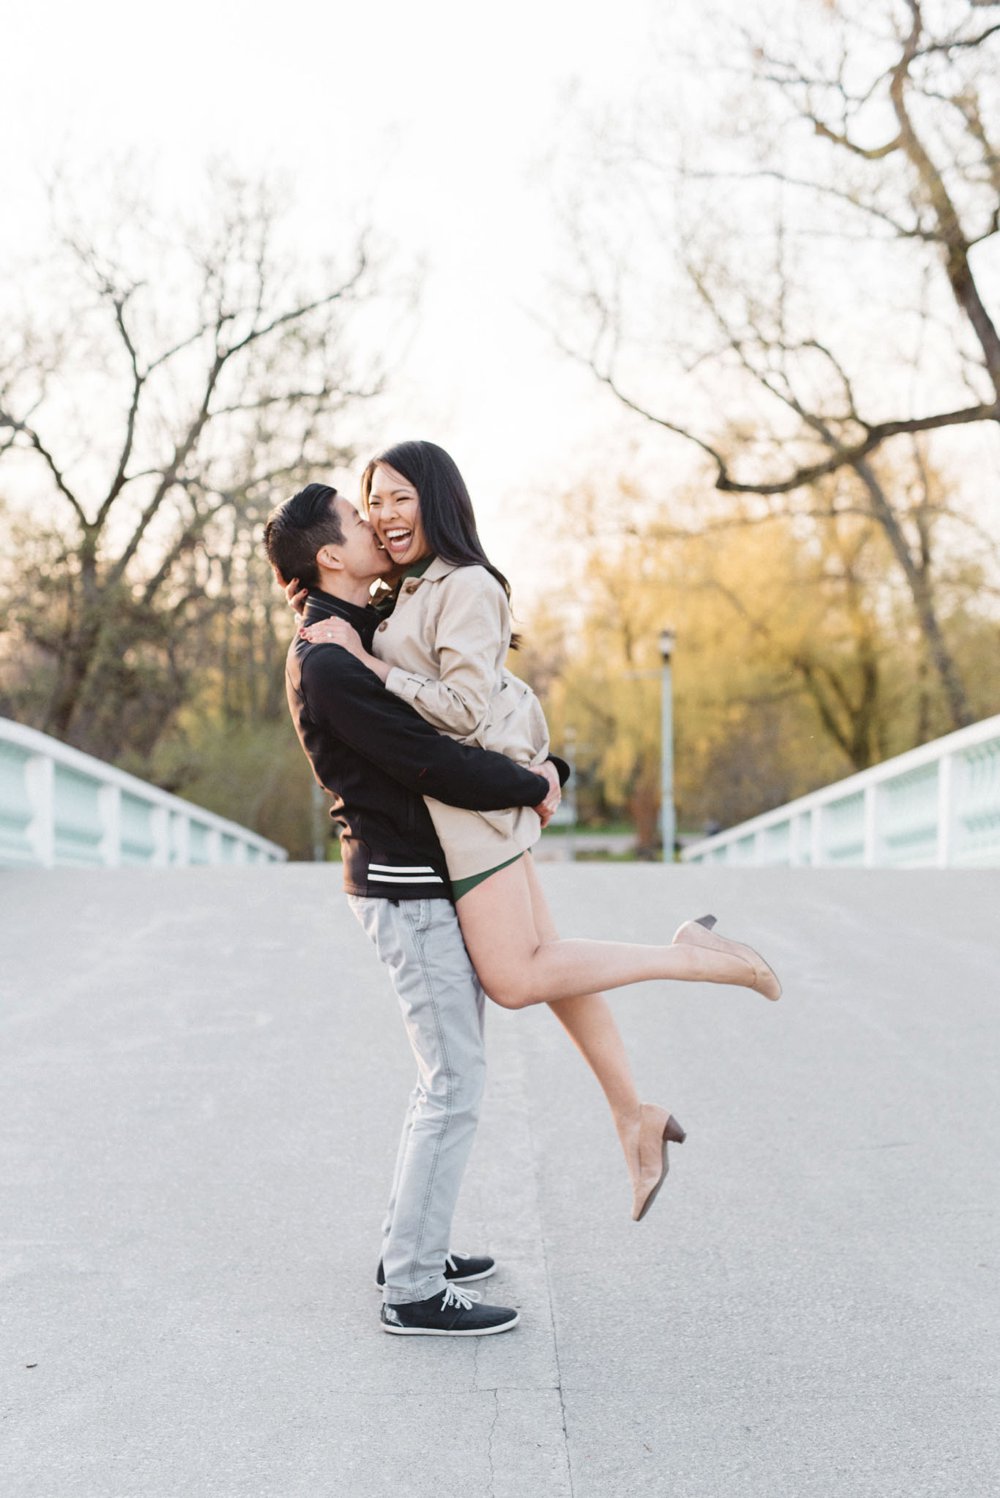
383, 567, 510, 736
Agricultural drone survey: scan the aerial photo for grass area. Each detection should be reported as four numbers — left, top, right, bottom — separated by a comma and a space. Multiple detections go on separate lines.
539, 820, 636, 838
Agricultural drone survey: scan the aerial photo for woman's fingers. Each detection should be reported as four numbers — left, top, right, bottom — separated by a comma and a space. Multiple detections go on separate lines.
298, 618, 364, 656
284, 577, 308, 614
301, 620, 347, 642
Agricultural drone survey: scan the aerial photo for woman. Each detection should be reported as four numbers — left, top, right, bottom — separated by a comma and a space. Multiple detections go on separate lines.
298, 441, 780, 1221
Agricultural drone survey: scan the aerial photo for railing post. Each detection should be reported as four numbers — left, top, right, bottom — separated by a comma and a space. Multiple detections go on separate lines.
863, 783, 879, 867
171, 812, 190, 866
937, 753, 954, 868
99, 783, 122, 867
151, 805, 170, 867
26, 754, 55, 868
811, 804, 824, 866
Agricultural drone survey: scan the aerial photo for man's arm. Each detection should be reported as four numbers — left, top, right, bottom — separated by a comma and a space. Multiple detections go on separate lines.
300, 646, 551, 811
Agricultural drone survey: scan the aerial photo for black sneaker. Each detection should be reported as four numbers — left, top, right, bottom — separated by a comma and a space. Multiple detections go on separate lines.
381, 1284, 519, 1337
375, 1251, 496, 1290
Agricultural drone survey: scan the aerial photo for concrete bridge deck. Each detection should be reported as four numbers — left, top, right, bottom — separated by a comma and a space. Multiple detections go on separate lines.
2, 865, 998, 1497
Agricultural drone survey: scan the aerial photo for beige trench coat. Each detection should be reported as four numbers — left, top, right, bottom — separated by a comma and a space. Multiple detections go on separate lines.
370, 557, 550, 882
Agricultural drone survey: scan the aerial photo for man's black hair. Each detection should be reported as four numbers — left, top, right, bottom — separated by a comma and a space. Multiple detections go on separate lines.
263, 483, 343, 590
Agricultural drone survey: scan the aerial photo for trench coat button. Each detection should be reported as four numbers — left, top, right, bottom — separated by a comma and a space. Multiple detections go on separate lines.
377, 620, 388, 632
403, 580, 417, 593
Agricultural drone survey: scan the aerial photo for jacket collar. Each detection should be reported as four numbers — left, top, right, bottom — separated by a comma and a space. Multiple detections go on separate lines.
302, 588, 375, 630
409, 555, 457, 585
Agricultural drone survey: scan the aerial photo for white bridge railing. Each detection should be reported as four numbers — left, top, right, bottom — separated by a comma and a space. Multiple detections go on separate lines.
682, 713, 1000, 869
0, 718, 287, 869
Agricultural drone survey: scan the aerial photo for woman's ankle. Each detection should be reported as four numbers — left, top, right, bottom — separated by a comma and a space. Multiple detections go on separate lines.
612, 1101, 643, 1137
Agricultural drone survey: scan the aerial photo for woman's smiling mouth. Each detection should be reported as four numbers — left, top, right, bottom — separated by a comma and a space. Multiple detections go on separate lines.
382, 527, 413, 556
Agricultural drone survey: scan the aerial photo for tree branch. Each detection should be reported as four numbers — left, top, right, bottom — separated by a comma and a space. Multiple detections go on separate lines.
888, 0, 1000, 397
715, 402, 998, 495
221, 254, 368, 359
683, 166, 935, 241
105, 349, 226, 589
914, 23, 1000, 56
0, 408, 90, 527
96, 289, 146, 528
810, 120, 902, 161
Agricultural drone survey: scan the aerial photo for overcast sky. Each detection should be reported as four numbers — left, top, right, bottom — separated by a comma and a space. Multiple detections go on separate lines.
2, 0, 685, 590
5, 1, 996, 598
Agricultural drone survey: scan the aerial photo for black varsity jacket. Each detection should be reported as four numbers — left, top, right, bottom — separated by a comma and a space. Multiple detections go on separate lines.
284, 589, 556, 900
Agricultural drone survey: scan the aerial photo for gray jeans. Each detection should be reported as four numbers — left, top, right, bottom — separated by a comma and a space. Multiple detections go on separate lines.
347, 895, 487, 1306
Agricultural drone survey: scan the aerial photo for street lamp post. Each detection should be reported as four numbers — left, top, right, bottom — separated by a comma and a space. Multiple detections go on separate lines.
659, 627, 676, 861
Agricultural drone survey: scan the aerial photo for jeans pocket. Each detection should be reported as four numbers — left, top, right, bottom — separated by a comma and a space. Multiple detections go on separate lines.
347, 893, 380, 945
403, 898, 432, 935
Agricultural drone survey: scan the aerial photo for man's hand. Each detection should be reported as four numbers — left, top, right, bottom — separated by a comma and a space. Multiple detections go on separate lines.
533, 758, 562, 827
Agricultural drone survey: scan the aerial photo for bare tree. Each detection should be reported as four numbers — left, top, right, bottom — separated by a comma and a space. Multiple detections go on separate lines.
0, 170, 401, 758
554, 0, 1000, 730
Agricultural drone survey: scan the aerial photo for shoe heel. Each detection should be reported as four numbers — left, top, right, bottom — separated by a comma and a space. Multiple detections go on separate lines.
664, 1115, 686, 1145
695, 914, 717, 931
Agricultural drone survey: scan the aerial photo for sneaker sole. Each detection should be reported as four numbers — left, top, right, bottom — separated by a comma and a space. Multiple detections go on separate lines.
375, 1264, 497, 1292
381, 1312, 520, 1337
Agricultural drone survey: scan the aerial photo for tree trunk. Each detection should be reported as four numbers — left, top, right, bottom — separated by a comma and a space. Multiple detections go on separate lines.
853, 458, 974, 729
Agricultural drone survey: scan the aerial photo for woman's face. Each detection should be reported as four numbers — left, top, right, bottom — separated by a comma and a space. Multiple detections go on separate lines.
366, 463, 431, 567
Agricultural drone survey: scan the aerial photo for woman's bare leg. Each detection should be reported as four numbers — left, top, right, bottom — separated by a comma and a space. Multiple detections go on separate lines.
456, 856, 703, 1215
454, 855, 773, 1010
515, 857, 666, 1196
518, 854, 641, 1125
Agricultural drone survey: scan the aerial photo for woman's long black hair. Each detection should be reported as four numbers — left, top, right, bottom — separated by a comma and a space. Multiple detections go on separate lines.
360, 440, 513, 603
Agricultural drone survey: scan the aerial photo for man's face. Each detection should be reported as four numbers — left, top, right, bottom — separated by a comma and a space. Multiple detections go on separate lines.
331, 496, 393, 582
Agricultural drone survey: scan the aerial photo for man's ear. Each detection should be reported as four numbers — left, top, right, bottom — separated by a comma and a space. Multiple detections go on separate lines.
316, 544, 343, 573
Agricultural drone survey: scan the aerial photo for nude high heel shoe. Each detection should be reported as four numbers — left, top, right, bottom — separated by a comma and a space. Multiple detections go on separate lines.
673, 913, 782, 1001
630, 1103, 687, 1223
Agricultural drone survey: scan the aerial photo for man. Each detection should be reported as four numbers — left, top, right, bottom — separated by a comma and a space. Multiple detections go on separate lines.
263, 482, 561, 1337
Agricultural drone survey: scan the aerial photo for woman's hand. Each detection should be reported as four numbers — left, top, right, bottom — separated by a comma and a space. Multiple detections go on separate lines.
299, 617, 365, 657
285, 576, 308, 615
298, 617, 390, 680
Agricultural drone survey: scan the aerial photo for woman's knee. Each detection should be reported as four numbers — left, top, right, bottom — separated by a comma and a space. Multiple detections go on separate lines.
484, 979, 537, 1011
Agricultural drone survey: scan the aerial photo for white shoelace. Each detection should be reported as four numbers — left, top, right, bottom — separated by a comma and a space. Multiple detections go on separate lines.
445, 1251, 470, 1272
441, 1283, 482, 1312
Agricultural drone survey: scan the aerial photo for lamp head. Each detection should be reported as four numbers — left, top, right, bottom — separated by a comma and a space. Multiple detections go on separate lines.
658, 626, 676, 663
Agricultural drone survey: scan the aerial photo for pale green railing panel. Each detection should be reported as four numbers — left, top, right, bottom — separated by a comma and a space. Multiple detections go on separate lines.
0, 740, 37, 866
880, 763, 939, 867
0, 718, 286, 869
120, 792, 161, 866
822, 792, 865, 865
187, 822, 214, 866
52, 765, 105, 866
683, 714, 1000, 869
956, 738, 1000, 867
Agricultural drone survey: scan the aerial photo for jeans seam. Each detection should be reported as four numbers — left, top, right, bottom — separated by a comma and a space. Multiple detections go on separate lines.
404, 900, 455, 1301
350, 894, 480, 1307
